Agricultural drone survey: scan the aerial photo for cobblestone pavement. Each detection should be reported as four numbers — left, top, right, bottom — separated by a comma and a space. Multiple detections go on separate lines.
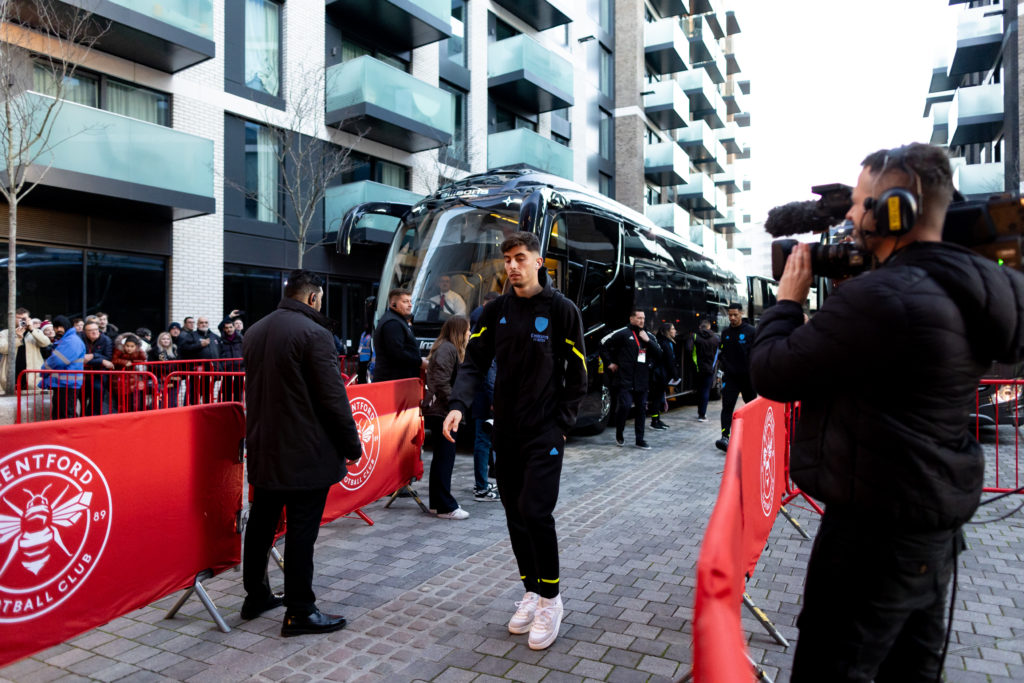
2, 403, 1022, 682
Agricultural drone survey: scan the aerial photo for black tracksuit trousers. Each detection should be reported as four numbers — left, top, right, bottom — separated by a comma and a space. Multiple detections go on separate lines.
494, 427, 565, 599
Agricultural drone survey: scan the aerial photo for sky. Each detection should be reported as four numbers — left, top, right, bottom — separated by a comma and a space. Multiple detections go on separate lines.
729, 0, 961, 222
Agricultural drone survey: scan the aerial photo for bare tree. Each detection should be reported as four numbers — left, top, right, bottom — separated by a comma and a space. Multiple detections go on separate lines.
1, 1, 102, 394
232, 67, 356, 270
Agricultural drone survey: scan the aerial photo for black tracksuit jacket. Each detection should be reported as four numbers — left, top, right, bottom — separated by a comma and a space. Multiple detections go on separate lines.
449, 271, 587, 438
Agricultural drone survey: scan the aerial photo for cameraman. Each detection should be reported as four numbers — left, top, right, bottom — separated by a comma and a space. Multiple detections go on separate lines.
751, 143, 1024, 681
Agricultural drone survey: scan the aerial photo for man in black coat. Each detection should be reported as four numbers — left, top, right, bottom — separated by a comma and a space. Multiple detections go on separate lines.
716, 302, 756, 451
601, 309, 661, 449
690, 319, 719, 422
751, 143, 1024, 681
241, 270, 363, 637
372, 288, 427, 382
81, 320, 114, 416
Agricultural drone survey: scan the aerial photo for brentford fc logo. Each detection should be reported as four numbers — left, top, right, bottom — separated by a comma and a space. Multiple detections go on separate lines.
0, 445, 112, 622
760, 407, 777, 517
342, 397, 380, 491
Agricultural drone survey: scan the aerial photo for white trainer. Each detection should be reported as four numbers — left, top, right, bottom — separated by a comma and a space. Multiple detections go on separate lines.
436, 507, 469, 520
507, 591, 540, 634
528, 594, 563, 650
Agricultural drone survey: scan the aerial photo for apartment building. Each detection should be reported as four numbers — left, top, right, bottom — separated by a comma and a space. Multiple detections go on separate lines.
0, 0, 751, 346
924, 0, 1021, 199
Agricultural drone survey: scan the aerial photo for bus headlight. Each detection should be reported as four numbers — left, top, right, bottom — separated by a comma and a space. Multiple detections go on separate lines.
991, 384, 1022, 405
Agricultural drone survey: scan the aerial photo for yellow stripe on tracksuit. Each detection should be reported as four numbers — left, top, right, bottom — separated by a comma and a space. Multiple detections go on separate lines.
564, 339, 586, 372
471, 326, 487, 340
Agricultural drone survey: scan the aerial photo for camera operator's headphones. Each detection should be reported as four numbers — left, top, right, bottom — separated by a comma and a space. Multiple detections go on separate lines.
862, 147, 922, 237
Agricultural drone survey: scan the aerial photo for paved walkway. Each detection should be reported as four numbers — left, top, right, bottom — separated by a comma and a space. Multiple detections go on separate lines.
2, 404, 1022, 682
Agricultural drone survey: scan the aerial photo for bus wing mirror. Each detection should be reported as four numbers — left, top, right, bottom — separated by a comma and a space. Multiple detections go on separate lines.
335, 202, 413, 255
519, 188, 568, 235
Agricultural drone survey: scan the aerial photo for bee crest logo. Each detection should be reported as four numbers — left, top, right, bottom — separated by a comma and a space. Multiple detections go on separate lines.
342, 397, 381, 491
0, 446, 112, 622
759, 407, 777, 517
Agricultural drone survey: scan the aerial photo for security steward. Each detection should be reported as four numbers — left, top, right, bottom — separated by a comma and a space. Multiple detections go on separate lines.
373, 288, 427, 382
601, 310, 661, 449
751, 143, 1024, 681
241, 270, 363, 637
442, 231, 587, 652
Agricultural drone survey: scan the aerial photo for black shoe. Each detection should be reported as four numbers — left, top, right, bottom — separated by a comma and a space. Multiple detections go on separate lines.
615, 433, 624, 447
715, 437, 729, 452
240, 592, 284, 620
650, 421, 669, 430
635, 440, 652, 450
281, 608, 347, 637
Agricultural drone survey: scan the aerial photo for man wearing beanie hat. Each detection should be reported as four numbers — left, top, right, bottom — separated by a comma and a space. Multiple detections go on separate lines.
41, 315, 85, 419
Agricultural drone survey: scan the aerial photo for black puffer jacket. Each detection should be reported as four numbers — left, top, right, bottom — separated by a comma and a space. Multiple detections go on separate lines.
243, 298, 362, 490
752, 241, 1024, 531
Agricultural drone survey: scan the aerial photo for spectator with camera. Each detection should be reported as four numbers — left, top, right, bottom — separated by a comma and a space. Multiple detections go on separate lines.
751, 143, 1024, 681
1, 307, 51, 395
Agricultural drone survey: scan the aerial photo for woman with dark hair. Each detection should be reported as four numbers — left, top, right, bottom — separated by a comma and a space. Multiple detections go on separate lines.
421, 315, 471, 520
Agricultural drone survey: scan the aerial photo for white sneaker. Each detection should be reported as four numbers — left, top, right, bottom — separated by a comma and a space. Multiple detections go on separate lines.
436, 507, 469, 520
528, 594, 563, 650
507, 591, 540, 634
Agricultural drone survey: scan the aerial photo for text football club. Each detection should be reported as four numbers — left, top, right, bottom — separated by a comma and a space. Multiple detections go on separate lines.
342, 397, 381, 490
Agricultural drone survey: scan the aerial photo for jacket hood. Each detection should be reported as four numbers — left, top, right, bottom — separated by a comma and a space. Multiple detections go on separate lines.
278, 297, 338, 333
890, 241, 1024, 364
697, 328, 714, 339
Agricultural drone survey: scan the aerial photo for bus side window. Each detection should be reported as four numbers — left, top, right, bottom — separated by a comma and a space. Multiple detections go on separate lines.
559, 212, 618, 305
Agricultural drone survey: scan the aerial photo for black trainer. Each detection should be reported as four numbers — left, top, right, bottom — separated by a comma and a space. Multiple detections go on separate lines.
715, 436, 729, 452
635, 440, 652, 450
650, 421, 669, 430
615, 433, 624, 447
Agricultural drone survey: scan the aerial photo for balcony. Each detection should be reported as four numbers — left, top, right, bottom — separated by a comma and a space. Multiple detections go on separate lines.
948, 82, 1003, 146
491, 0, 572, 31
8, 92, 213, 218
676, 70, 727, 128
488, 128, 573, 179
733, 111, 751, 127
488, 34, 574, 113
725, 10, 740, 35
725, 49, 740, 76
687, 22, 725, 83
677, 121, 726, 172
948, 6, 1003, 77
648, 0, 687, 18
928, 99, 951, 146
643, 80, 689, 131
326, 56, 454, 152
929, 63, 959, 94
722, 80, 745, 115
644, 142, 690, 187
717, 121, 740, 154
646, 202, 691, 238
324, 181, 423, 243
713, 167, 739, 194
955, 162, 1005, 197
677, 172, 726, 219
689, 0, 723, 16
644, 18, 689, 75
12, 0, 214, 73
714, 207, 738, 233
325, 0, 451, 51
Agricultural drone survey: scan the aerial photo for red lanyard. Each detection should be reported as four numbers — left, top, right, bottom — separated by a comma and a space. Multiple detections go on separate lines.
632, 330, 642, 348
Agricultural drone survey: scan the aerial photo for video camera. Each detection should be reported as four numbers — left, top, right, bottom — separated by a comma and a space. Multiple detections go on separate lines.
768, 183, 1024, 281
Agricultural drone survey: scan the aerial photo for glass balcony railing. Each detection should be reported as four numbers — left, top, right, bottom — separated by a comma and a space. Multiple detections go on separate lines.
491, 0, 572, 31
488, 129, 573, 179
677, 121, 726, 170
107, 0, 214, 40
326, 56, 454, 152
677, 172, 727, 218
646, 202, 691, 239
644, 18, 689, 75
8, 92, 212, 212
687, 23, 725, 83
325, 181, 423, 236
949, 6, 1002, 76
644, 142, 689, 187
643, 80, 689, 131
949, 82, 1003, 146
956, 162, 1004, 197
930, 100, 950, 145
325, 0, 451, 51
488, 34, 574, 113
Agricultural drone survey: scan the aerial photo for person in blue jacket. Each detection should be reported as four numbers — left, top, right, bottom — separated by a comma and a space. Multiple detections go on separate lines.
41, 315, 85, 419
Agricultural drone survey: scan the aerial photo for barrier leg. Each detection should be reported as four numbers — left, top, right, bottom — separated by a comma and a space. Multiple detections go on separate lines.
164, 569, 231, 633
343, 508, 374, 526
748, 654, 776, 683
385, 482, 430, 514
777, 505, 812, 540
271, 546, 285, 571
742, 592, 790, 648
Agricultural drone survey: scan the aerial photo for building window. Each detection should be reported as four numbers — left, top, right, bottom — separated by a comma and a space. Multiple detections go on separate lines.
553, 132, 570, 147
342, 153, 410, 189
599, 172, 613, 198
600, 0, 613, 33
446, 0, 467, 67
599, 109, 613, 161
244, 121, 279, 222
32, 63, 170, 126
599, 46, 614, 99
341, 37, 408, 71
441, 81, 468, 164
244, 0, 281, 97
495, 105, 536, 133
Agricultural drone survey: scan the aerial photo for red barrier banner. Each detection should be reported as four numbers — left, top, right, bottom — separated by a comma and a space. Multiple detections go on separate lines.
693, 418, 750, 683
736, 399, 789, 577
0, 405, 245, 667
320, 379, 424, 524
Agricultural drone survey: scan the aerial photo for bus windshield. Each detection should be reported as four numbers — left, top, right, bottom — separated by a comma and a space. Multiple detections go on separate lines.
377, 204, 520, 326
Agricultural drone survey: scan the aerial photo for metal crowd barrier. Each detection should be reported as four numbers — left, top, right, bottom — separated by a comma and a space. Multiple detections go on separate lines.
15, 369, 160, 422
974, 378, 1022, 494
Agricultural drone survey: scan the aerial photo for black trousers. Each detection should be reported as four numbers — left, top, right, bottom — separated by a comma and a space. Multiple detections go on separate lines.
791, 506, 957, 682
426, 416, 459, 514
494, 427, 564, 599
615, 389, 648, 443
243, 486, 331, 616
719, 373, 755, 437
50, 386, 78, 420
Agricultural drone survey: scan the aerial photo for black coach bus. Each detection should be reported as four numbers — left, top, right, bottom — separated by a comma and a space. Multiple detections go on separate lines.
338, 168, 740, 432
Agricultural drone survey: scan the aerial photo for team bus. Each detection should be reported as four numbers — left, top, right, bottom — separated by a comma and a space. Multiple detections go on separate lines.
338, 168, 740, 432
